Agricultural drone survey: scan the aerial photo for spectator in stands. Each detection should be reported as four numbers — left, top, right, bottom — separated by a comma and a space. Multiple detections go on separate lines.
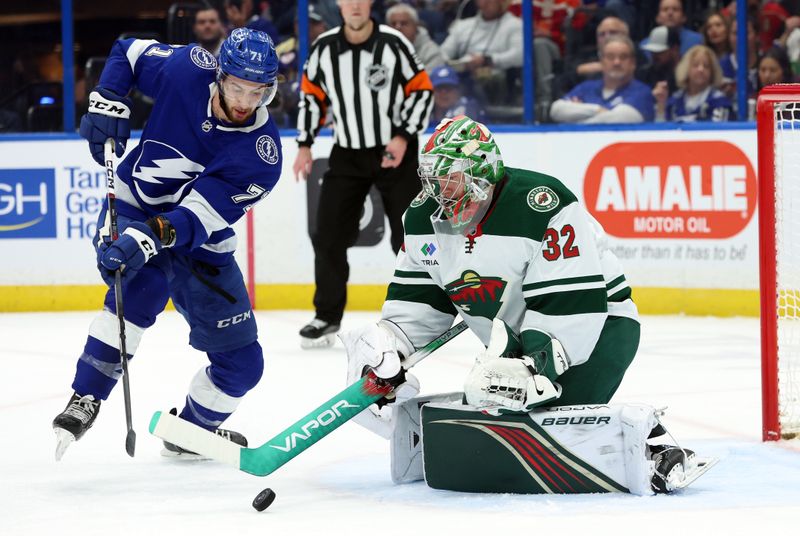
574, 16, 631, 80
509, 0, 579, 55
386, 3, 446, 73
720, 15, 758, 99
193, 5, 226, 57
641, 0, 702, 58
271, 7, 329, 128
414, 0, 450, 45
558, 15, 649, 99
428, 65, 485, 126
662, 45, 731, 122
550, 35, 654, 124
758, 1, 789, 53
781, 17, 800, 76
225, 0, 279, 44
439, 0, 526, 106
639, 25, 681, 106
757, 47, 794, 92
702, 11, 731, 59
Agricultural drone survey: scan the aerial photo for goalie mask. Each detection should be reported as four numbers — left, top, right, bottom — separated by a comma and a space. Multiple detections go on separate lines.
418, 115, 504, 234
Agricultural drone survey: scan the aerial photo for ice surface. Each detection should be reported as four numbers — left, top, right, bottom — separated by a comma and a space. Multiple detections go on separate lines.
1, 311, 799, 535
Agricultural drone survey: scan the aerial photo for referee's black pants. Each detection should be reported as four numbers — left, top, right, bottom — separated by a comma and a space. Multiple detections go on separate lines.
311, 140, 420, 325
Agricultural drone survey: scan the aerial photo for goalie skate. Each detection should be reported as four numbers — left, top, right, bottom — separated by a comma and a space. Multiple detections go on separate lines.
650, 446, 718, 493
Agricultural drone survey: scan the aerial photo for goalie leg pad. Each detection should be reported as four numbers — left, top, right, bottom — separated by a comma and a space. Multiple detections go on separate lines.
389, 391, 464, 484
420, 403, 659, 495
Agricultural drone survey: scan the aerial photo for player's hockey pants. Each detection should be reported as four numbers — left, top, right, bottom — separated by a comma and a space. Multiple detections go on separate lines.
554, 315, 640, 405
71, 230, 262, 429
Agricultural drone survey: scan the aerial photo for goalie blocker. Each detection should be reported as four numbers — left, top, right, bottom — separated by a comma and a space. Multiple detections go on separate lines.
391, 397, 717, 495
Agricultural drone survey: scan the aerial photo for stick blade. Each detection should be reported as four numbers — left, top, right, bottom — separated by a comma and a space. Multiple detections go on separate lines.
149, 410, 242, 468
126, 430, 136, 457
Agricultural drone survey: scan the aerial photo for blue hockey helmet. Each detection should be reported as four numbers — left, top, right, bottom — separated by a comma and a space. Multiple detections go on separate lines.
218, 28, 279, 105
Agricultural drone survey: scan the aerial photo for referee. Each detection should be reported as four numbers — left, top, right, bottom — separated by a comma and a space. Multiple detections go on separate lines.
293, 0, 433, 348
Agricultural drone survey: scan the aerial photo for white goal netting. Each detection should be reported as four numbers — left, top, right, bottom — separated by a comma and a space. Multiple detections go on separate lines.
773, 101, 800, 438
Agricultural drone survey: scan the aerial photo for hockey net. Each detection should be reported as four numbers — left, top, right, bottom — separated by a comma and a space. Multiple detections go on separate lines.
758, 85, 800, 441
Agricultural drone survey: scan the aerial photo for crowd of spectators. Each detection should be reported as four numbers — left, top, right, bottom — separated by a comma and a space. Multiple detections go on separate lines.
180, 0, 800, 126
6, 0, 800, 132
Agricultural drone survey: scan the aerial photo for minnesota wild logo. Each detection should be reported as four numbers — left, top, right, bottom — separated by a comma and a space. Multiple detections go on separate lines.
409, 190, 428, 208
444, 270, 506, 318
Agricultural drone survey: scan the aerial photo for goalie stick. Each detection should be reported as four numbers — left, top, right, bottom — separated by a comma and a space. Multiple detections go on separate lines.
149, 321, 468, 477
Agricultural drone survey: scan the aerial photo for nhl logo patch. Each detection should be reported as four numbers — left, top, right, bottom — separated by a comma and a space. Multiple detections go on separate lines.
365, 64, 389, 91
409, 190, 428, 208
201, 120, 212, 132
527, 186, 559, 212
256, 135, 279, 165
190, 46, 217, 70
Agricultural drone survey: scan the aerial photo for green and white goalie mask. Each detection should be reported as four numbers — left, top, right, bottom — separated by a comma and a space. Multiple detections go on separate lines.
418, 115, 504, 235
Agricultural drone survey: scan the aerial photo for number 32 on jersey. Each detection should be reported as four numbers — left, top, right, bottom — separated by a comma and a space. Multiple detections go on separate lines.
542, 225, 580, 261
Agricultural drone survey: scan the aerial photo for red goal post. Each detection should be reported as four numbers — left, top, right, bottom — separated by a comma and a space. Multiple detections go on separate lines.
757, 84, 800, 441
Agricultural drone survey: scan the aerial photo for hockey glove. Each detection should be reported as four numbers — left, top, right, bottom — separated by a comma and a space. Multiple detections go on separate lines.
79, 87, 132, 165
464, 318, 564, 412
340, 321, 415, 387
98, 221, 161, 284
339, 321, 419, 438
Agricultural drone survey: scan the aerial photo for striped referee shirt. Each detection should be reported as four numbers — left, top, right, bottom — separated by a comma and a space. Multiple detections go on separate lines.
297, 21, 433, 149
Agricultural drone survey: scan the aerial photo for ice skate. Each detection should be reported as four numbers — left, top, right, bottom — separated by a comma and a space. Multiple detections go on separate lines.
650, 445, 718, 493
52, 393, 101, 461
299, 318, 340, 349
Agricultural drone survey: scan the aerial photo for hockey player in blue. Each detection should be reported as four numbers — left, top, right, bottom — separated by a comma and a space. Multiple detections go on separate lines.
52, 28, 283, 460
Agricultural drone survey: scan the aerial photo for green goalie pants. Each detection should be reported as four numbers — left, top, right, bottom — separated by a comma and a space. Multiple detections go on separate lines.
553, 314, 640, 406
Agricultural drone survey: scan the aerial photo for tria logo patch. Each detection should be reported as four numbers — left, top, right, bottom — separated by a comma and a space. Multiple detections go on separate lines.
420, 242, 437, 256
444, 270, 506, 318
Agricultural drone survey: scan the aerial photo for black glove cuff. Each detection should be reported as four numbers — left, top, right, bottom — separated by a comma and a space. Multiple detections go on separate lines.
145, 215, 176, 247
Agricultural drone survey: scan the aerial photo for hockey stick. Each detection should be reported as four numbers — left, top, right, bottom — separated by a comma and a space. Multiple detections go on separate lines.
149, 320, 468, 476
105, 139, 136, 457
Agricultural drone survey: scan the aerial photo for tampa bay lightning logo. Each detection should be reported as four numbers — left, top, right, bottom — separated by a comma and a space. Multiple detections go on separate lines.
230, 28, 248, 42
190, 46, 217, 70
131, 140, 205, 206
256, 135, 279, 165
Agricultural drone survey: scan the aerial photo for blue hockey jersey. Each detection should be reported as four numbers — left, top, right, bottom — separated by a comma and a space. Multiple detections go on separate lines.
665, 87, 732, 122
98, 39, 283, 263
563, 78, 655, 122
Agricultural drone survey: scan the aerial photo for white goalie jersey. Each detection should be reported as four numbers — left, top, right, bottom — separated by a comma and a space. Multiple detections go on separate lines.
381, 167, 639, 365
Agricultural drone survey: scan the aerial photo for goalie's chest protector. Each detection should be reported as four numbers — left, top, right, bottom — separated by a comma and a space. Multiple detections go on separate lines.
401, 169, 574, 342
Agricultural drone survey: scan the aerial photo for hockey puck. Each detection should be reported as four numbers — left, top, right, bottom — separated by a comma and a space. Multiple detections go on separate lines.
252, 487, 276, 511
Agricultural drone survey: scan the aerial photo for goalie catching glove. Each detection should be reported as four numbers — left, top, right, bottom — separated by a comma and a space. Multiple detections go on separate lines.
464, 318, 570, 412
